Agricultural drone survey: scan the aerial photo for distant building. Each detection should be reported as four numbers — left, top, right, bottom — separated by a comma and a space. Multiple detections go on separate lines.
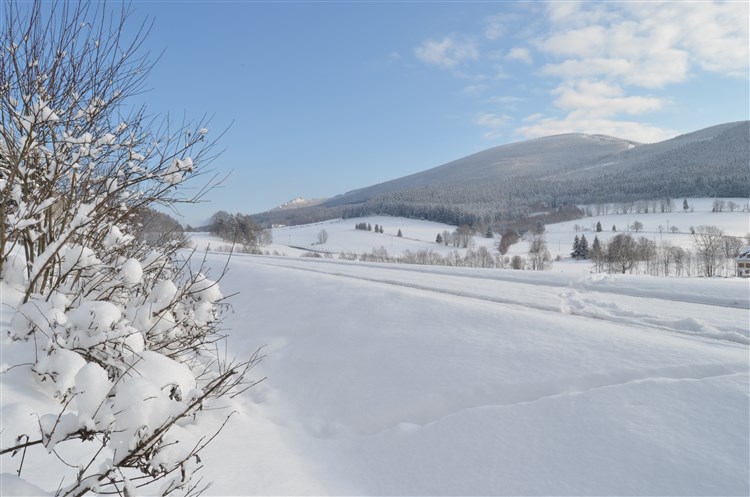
736, 246, 750, 277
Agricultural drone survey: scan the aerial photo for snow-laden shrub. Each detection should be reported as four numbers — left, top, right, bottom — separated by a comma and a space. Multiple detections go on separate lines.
3, 208, 262, 497
1, 2, 260, 495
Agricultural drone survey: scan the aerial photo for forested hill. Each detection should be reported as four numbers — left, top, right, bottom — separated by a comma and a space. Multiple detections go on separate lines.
252, 121, 749, 227
324, 133, 638, 207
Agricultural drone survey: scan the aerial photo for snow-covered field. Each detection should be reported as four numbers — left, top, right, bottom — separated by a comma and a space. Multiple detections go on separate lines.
167, 256, 750, 494
2, 198, 749, 495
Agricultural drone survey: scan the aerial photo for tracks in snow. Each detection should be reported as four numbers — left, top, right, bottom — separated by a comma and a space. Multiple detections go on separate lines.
237, 256, 749, 346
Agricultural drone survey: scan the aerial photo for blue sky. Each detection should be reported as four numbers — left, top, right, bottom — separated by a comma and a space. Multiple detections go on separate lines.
129, 1, 748, 225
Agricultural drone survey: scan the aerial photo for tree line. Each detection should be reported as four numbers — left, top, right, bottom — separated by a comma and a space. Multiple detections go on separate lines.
569, 226, 747, 277
208, 210, 272, 249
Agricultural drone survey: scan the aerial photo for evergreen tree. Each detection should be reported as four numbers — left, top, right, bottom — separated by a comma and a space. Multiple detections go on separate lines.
485, 226, 494, 238
571, 235, 581, 259
379, 225, 384, 234
374, 224, 379, 233
579, 234, 590, 259
397, 229, 403, 237
612, 224, 617, 232
367, 223, 372, 231
592, 236, 601, 253
596, 221, 602, 232
683, 198, 689, 211
436, 233, 443, 244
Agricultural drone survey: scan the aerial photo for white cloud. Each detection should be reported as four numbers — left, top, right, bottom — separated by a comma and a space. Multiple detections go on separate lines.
506, 46, 533, 65
507, 1, 746, 143
416, 1, 746, 143
484, 13, 511, 40
414, 37, 479, 69
513, 80, 667, 142
462, 84, 489, 97
476, 113, 510, 126
516, 115, 677, 144
523, 112, 544, 123
487, 95, 524, 108
475, 112, 512, 139
537, 1, 748, 87
540, 25, 608, 58
542, 53, 690, 89
553, 81, 664, 117
545, 1, 587, 24
632, 1, 749, 77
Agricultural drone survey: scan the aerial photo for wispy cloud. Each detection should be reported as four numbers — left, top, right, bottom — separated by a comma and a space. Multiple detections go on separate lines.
488, 95, 523, 104
414, 36, 479, 69
462, 84, 489, 97
483, 13, 509, 41
522, 113, 544, 123
475, 112, 512, 139
485, 95, 524, 112
506, 47, 533, 65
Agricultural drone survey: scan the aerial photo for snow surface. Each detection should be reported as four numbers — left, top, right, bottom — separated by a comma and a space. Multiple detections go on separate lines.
202, 256, 748, 495
2, 198, 749, 495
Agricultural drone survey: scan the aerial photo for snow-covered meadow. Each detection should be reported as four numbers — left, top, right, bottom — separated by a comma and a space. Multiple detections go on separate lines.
133, 255, 750, 493
2, 198, 749, 495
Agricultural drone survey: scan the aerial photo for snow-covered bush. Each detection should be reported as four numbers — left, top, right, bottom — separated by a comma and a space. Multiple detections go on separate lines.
1, 2, 260, 495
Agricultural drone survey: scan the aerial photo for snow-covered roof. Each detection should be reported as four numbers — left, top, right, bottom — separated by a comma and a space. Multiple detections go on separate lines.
737, 246, 750, 259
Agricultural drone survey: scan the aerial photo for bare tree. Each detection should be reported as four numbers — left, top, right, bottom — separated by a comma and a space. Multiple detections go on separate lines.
317, 228, 328, 245
528, 234, 551, 270
456, 224, 472, 248
258, 228, 273, 246
659, 242, 675, 276
692, 225, 724, 277
672, 246, 687, 277
497, 228, 519, 255
441, 229, 451, 246
590, 236, 606, 273
607, 234, 637, 274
